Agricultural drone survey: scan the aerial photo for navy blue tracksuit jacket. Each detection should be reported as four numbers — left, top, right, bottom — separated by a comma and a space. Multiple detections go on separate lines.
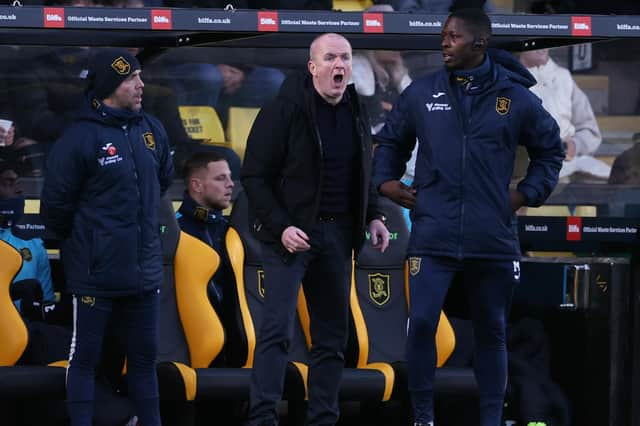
373, 49, 564, 260
41, 98, 174, 296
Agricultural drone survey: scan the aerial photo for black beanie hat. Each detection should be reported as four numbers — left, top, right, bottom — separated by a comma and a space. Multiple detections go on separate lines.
87, 48, 141, 101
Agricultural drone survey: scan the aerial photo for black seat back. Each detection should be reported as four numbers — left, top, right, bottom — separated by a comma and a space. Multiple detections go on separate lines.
352, 197, 410, 365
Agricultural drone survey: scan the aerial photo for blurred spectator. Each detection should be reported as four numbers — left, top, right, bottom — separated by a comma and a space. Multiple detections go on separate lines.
392, 0, 498, 13
0, 161, 55, 316
528, 0, 575, 13
520, 48, 611, 182
163, 52, 285, 124
353, 49, 412, 132
608, 137, 640, 185
0, 46, 46, 177
12, 46, 91, 146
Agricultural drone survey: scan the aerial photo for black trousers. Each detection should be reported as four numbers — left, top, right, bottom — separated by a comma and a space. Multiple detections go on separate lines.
248, 218, 353, 426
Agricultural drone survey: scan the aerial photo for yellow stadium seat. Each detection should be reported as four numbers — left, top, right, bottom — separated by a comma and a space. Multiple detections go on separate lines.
178, 105, 226, 145
226, 106, 260, 160
333, 0, 373, 10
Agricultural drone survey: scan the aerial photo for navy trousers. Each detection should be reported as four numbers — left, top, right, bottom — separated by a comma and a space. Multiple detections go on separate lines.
66, 289, 161, 426
407, 256, 519, 426
248, 219, 353, 426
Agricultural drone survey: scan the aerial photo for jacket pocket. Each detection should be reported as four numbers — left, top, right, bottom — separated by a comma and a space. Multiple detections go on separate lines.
90, 228, 137, 275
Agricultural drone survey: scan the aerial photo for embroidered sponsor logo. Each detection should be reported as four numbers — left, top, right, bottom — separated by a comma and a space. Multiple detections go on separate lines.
98, 142, 123, 167
432, 92, 446, 98
425, 102, 451, 112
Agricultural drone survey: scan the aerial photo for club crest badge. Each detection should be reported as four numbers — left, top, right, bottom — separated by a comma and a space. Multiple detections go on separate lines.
257, 269, 265, 298
368, 273, 390, 306
111, 56, 131, 75
496, 97, 511, 115
143, 132, 156, 150
409, 257, 421, 276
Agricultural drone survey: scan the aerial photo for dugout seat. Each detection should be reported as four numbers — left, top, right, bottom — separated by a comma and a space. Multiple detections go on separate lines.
156, 196, 252, 406
227, 191, 308, 400
350, 197, 477, 400
178, 105, 226, 145
0, 239, 66, 399
235, 187, 394, 403
226, 106, 260, 161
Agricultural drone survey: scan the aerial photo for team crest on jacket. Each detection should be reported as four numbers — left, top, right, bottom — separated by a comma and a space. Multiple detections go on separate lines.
143, 132, 156, 150
496, 97, 511, 115
111, 56, 131, 75
409, 257, 421, 276
81, 296, 96, 307
19, 247, 32, 262
194, 206, 208, 222
369, 273, 390, 306
257, 269, 265, 298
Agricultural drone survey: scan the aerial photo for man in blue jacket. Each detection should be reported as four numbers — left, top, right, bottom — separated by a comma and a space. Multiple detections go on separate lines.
373, 9, 563, 426
41, 48, 174, 426
0, 161, 55, 314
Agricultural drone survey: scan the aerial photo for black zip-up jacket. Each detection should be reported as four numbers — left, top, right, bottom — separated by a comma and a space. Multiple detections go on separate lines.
241, 71, 382, 258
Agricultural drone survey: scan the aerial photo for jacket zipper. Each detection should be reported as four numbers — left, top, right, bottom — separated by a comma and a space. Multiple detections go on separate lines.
446, 81, 469, 260
123, 125, 144, 292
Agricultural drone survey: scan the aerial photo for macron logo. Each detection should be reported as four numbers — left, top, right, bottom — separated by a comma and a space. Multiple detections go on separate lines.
432, 92, 445, 98
363, 13, 384, 33
258, 11, 278, 32
44, 8, 65, 28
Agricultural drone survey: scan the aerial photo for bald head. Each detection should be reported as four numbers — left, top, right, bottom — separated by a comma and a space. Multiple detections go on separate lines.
309, 33, 350, 61
308, 33, 352, 105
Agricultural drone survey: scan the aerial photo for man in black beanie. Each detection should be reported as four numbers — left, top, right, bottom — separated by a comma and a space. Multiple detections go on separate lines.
41, 48, 174, 426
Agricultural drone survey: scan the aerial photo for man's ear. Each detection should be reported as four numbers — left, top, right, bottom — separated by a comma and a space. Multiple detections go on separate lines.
308, 60, 316, 76
472, 36, 486, 50
190, 177, 201, 194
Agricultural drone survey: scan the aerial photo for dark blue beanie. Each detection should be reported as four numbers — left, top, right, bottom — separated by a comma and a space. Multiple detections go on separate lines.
87, 48, 141, 100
